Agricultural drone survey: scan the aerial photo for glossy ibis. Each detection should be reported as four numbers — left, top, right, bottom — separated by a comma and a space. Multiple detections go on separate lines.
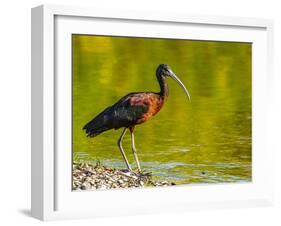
83, 64, 190, 172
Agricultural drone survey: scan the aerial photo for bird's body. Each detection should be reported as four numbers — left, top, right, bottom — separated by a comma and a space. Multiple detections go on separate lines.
83, 92, 165, 137
83, 64, 190, 172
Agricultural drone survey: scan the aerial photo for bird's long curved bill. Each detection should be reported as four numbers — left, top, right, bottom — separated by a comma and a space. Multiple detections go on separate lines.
169, 70, 191, 101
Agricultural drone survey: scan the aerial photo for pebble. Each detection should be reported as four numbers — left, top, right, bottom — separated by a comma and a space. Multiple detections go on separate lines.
72, 161, 176, 191
118, 179, 124, 184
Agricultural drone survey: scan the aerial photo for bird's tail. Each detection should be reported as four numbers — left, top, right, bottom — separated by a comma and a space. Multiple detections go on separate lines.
84, 128, 107, 137
83, 107, 112, 137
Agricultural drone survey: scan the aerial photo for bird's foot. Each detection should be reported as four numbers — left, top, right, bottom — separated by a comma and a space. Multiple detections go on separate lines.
135, 170, 152, 178
120, 169, 152, 179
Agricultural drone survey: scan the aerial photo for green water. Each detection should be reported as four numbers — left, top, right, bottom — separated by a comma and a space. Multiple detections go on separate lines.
72, 35, 252, 185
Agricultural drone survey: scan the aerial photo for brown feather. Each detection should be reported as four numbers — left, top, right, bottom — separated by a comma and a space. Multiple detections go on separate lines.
129, 93, 165, 124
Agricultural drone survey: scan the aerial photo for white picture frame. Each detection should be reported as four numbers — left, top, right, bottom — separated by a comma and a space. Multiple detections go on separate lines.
31, 4, 274, 221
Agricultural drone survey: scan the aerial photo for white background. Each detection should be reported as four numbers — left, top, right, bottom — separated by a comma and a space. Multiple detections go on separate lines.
0, 0, 280, 225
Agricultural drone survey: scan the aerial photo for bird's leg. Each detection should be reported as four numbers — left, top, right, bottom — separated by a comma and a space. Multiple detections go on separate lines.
129, 127, 142, 172
118, 128, 132, 171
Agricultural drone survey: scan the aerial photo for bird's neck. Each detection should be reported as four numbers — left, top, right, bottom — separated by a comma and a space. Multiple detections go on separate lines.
157, 74, 169, 99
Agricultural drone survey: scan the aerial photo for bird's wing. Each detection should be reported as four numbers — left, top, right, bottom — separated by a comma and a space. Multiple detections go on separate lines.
83, 93, 150, 137
83, 105, 114, 136
110, 93, 150, 128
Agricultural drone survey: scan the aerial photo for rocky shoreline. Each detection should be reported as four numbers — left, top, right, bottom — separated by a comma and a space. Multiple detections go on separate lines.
73, 161, 176, 191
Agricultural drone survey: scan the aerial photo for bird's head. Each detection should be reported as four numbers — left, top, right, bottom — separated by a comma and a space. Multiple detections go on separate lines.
156, 64, 191, 101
